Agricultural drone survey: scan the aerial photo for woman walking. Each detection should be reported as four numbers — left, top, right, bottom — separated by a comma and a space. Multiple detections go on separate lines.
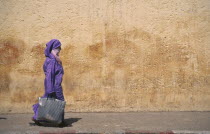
32, 39, 65, 126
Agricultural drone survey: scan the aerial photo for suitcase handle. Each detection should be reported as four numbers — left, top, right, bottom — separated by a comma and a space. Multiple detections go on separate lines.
47, 93, 56, 101
41, 94, 56, 107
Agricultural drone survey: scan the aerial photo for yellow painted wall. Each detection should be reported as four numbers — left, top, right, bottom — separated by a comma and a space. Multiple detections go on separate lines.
0, 0, 210, 113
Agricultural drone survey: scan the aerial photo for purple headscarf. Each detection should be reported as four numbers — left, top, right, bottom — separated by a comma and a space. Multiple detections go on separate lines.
44, 39, 61, 58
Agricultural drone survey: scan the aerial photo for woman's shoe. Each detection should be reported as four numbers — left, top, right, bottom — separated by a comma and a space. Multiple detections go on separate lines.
31, 117, 42, 126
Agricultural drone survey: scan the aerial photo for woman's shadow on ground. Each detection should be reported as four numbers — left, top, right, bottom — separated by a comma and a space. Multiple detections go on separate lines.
29, 118, 81, 128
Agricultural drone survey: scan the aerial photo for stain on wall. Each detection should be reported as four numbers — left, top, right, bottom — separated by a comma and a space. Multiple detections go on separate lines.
0, 0, 210, 113
0, 38, 26, 92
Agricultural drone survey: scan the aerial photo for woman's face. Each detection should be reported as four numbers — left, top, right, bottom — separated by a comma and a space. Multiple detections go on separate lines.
52, 47, 61, 56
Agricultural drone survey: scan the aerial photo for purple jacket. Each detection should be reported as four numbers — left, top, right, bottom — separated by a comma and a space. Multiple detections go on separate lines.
43, 54, 64, 99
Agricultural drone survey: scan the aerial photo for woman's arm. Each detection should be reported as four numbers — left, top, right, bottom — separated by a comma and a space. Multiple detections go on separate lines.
45, 59, 56, 94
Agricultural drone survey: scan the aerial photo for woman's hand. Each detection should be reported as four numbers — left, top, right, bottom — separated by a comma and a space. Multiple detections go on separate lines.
48, 92, 56, 98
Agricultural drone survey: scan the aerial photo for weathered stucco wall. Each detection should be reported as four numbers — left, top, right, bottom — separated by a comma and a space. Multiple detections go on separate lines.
0, 0, 210, 113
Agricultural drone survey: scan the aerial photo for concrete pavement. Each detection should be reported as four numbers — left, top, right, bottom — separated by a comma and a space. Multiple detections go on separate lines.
0, 112, 210, 133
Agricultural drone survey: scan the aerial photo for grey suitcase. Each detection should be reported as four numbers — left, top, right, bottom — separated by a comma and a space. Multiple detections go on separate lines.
37, 96, 66, 125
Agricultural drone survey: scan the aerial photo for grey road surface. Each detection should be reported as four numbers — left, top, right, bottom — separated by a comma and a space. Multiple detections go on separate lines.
0, 112, 210, 133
